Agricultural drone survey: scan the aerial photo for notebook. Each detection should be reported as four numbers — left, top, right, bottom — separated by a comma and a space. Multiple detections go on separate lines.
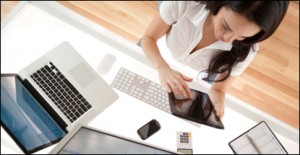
1, 41, 119, 154
168, 88, 224, 129
229, 121, 288, 154
49, 124, 178, 154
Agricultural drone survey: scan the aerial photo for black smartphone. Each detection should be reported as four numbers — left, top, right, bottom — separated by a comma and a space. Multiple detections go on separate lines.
137, 119, 161, 140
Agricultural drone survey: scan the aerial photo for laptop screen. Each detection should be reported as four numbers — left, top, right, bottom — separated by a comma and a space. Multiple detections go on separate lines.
1, 74, 66, 154
56, 126, 174, 154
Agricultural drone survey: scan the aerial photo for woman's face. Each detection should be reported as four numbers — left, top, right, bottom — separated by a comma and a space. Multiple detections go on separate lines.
212, 6, 261, 43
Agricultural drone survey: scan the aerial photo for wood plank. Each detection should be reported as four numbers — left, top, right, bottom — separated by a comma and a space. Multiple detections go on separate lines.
1, 1, 19, 20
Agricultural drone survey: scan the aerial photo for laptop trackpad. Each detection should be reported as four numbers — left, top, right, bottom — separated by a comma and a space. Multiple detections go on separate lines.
68, 62, 97, 88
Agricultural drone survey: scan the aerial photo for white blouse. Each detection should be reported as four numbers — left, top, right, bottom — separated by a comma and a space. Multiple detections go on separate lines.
159, 1, 259, 76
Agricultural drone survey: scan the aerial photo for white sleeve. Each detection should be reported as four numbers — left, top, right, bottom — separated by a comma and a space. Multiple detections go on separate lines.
159, 1, 190, 25
230, 43, 259, 76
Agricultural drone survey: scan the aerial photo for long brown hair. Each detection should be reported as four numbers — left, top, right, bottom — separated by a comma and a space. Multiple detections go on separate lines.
199, 1, 289, 82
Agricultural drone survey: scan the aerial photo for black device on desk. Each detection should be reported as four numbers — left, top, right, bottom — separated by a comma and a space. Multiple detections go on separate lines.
137, 119, 161, 140
168, 88, 224, 129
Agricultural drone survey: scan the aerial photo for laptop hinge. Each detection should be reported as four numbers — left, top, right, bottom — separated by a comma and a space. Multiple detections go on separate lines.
23, 78, 68, 133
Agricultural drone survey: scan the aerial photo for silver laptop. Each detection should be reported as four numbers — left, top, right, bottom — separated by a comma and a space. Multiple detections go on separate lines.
1, 41, 119, 153
49, 124, 179, 154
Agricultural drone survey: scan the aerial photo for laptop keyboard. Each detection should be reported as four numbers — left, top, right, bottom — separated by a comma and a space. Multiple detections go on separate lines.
30, 62, 92, 123
111, 67, 201, 127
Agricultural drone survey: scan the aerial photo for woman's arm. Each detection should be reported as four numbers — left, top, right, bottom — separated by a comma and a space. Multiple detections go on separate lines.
141, 14, 170, 70
208, 73, 237, 119
141, 14, 193, 98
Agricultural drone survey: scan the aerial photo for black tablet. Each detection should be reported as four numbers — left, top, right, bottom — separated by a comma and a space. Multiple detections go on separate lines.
168, 88, 224, 129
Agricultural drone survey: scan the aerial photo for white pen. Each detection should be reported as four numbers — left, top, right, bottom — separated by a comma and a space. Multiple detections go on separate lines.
246, 135, 262, 154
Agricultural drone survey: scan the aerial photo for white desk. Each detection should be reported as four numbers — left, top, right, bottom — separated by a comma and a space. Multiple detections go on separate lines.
1, 2, 299, 154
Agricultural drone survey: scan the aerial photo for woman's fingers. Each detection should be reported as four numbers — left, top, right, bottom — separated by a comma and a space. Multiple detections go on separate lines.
213, 103, 224, 119
167, 73, 193, 99
182, 82, 193, 99
163, 82, 172, 93
168, 81, 180, 96
158, 68, 193, 99
175, 81, 188, 98
182, 74, 193, 82
175, 74, 193, 99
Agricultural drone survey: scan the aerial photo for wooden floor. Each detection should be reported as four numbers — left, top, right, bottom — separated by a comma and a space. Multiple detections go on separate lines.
2, 1, 299, 129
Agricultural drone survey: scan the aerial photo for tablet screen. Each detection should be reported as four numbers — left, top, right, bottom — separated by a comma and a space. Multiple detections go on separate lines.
168, 88, 224, 129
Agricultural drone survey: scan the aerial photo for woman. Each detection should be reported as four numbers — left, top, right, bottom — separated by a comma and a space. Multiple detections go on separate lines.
141, 1, 289, 119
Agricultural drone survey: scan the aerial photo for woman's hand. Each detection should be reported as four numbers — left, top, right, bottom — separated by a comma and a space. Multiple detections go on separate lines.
208, 74, 237, 119
157, 65, 193, 99
208, 89, 225, 119
212, 101, 225, 119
